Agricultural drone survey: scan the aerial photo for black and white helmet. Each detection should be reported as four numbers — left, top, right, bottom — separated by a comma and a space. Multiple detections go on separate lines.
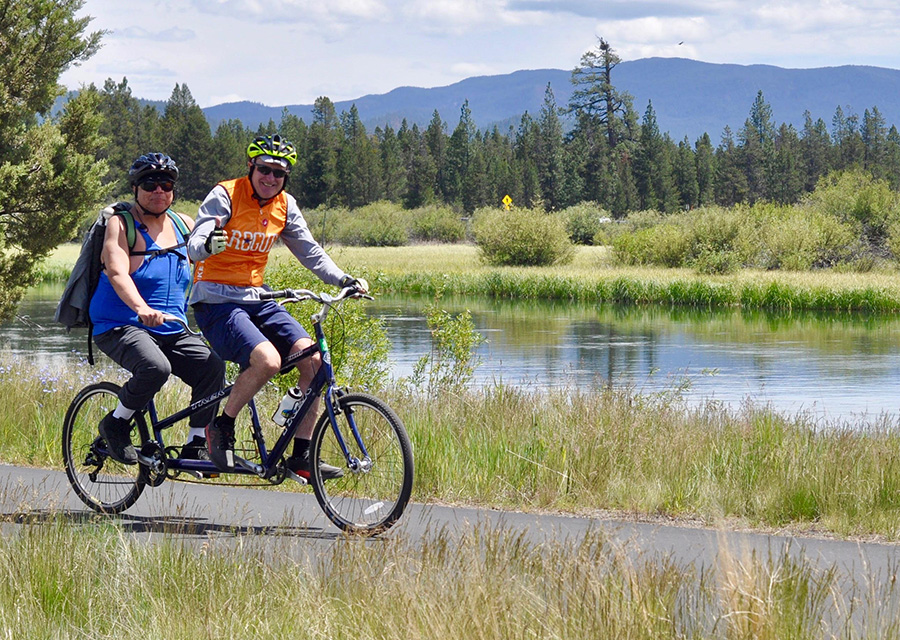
129, 152, 179, 185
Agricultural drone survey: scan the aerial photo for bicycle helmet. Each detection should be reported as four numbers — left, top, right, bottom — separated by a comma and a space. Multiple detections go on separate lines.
129, 152, 179, 185
247, 134, 298, 168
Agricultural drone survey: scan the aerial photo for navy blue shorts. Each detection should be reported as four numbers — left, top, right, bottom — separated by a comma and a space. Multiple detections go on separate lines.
193, 301, 309, 368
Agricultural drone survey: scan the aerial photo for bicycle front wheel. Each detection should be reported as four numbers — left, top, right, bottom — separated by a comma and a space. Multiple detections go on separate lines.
310, 392, 413, 535
62, 382, 146, 513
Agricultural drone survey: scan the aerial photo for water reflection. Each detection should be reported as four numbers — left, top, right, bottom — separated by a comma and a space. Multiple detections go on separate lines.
5, 286, 900, 421
368, 294, 900, 421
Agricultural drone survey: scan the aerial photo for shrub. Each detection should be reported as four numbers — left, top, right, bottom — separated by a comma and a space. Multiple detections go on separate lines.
472, 207, 574, 267
303, 205, 347, 246
265, 261, 390, 390
691, 248, 740, 275
409, 205, 466, 243
804, 170, 900, 242
334, 201, 409, 247
557, 201, 610, 245
611, 223, 690, 267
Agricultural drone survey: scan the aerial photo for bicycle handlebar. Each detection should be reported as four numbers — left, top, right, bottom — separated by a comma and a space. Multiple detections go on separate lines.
159, 315, 202, 337
259, 285, 373, 305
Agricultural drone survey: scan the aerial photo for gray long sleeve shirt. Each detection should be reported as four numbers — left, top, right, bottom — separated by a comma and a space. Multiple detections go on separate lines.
186, 183, 347, 305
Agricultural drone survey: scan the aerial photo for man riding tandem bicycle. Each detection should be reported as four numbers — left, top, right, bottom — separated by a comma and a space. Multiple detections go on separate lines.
61, 137, 413, 535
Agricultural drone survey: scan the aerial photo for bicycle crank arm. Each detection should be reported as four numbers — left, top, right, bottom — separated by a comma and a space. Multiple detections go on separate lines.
233, 456, 264, 476
285, 469, 308, 486
136, 453, 165, 474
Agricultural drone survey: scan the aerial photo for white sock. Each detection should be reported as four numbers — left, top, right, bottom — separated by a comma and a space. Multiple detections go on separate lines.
112, 403, 135, 420
188, 427, 206, 442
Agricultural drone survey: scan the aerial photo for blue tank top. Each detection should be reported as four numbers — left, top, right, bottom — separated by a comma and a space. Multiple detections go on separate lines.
90, 220, 191, 336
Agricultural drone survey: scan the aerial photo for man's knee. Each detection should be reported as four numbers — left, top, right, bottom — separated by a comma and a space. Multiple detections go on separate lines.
248, 342, 282, 377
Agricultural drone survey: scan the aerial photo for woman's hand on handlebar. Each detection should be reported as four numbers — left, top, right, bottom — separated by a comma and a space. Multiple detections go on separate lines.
136, 306, 166, 327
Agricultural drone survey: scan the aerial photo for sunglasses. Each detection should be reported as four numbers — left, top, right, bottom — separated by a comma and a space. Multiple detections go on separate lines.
138, 179, 175, 193
254, 165, 289, 179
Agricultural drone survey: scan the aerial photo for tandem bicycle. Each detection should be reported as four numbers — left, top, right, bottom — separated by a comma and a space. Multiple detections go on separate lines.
61, 286, 414, 535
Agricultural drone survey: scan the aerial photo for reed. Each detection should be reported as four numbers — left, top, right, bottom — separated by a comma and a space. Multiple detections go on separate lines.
9, 355, 900, 540
0, 514, 895, 638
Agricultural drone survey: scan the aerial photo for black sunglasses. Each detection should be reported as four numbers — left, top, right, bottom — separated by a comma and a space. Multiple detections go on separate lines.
138, 178, 175, 193
254, 165, 289, 179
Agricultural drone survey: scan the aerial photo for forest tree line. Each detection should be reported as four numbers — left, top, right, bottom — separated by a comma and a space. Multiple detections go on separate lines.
88, 40, 900, 217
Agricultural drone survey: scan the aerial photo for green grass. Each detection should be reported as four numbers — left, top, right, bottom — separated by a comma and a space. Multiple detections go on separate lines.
8, 355, 900, 541
0, 514, 895, 638
294, 244, 900, 312
49, 242, 900, 311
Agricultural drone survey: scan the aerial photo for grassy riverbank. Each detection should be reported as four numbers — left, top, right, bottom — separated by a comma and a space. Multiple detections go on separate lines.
324, 244, 900, 312
47, 242, 900, 312
5, 356, 900, 541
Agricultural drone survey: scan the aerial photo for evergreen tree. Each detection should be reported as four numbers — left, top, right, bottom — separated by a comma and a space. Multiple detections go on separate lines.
536, 83, 565, 210
336, 105, 378, 207
566, 110, 611, 208
514, 112, 541, 207
377, 124, 406, 203
694, 133, 716, 206
673, 136, 699, 210
483, 125, 519, 208
159, 83, 213, 201
634, 101, 677, 212
884, 126, 900, 190
0, 0, 106, 320
302, 96, 339, 208
400, 121, 436, 208
738, 90, 775, 203
714, 127, 749, 206
445, 100, 476, 208
568, 38, 636, 149
832, 105, 864, 170
862, 106, 888, 177
424, 110, 448, 201
800, 111, 832, 191
769, 123, 803, 204
96, 78, 143, 193
209, 118, 248, 184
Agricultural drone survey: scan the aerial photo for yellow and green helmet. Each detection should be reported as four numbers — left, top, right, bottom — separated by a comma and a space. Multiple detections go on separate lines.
246, 134, 298, 167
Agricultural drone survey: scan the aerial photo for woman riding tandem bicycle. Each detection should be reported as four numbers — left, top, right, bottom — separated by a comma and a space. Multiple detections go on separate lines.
62, 138, 413, 534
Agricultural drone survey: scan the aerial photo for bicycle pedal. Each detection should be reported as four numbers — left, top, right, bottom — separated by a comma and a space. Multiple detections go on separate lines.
286, 469, 308, 486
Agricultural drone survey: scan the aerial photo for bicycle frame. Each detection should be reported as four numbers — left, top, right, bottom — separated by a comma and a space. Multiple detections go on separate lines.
138, 290, 371, 482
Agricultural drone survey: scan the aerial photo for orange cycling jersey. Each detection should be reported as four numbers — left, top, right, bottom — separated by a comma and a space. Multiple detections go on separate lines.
193, 177, 287, 287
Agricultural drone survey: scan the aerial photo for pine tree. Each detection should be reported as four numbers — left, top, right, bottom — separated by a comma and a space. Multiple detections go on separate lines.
568, 38, 636, 149
159, 83, 213, 201
302, 97, 339, 208
0, 0, 106, 320
536, 84, 565, 210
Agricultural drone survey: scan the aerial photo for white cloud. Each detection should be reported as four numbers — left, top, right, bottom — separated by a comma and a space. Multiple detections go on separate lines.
116, 26, 195, 42
190, 0, 388, 24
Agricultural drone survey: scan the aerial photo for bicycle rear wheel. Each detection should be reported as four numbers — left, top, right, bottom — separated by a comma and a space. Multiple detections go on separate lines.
310, 392, 413, 535
62, 382, 146, 513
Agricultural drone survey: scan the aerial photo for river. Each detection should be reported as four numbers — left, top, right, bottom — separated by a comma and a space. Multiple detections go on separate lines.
6, 285, 900, 423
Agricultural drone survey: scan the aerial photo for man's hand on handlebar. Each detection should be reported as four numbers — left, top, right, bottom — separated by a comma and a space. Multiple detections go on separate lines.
340, 275, 369, 294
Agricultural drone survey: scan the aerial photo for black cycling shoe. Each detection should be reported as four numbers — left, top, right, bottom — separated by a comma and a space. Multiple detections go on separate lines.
286, 449, 344, 481
98, 412, 137, 465
181, 436, 219, 478
205, 416, 236, 472
180, 436, 210, 461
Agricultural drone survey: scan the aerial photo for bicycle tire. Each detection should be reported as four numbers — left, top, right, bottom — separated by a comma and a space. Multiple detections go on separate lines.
62, 382, 147, 513
310, 392, 413, 535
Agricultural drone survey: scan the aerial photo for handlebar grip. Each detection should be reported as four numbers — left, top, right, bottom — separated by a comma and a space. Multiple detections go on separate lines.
259, 290, 287, 301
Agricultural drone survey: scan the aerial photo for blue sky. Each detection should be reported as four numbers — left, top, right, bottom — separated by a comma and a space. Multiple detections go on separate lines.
61, 0, 900, 108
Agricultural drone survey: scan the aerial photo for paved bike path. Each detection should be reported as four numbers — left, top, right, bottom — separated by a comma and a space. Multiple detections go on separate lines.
1, 463, 898, 587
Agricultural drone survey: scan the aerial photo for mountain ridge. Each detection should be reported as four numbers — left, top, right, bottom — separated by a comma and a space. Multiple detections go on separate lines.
167, 58, 900, 142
